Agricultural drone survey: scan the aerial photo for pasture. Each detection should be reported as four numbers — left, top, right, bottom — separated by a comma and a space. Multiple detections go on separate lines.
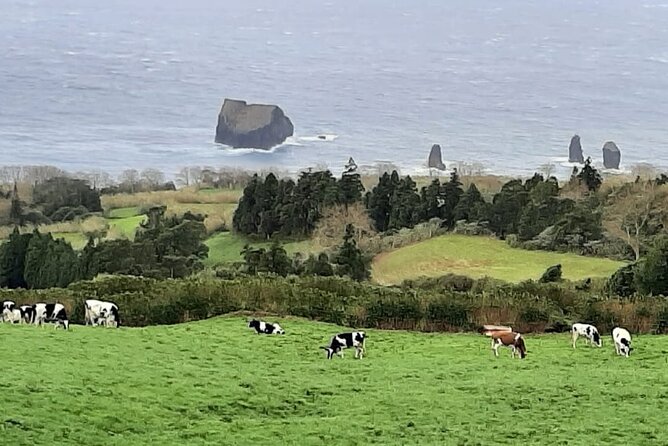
372, 234, 626, 285
204, 232, 315, 265
1, 317, 667, 445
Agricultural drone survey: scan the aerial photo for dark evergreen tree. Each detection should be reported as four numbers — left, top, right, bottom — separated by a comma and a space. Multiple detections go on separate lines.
257, 173, 279, 238
420, 179, 445, 221
366, 171, 400, 232
32, 176, 102, 219
263, 242, 292, 276
576, 157, 603, 192
9, 183, 23, 226
241, 245, 264, 275
233, 174, 261, 234
23, 231, 80, 289
489, 179, 529, 237
388, 175, 421, 229
453, 183, 486, 222
635, 236, 668, 295
334, 224, 370, 281
0, 228, 32, 288
440, 169, 464, 227
339, 170, 364, 211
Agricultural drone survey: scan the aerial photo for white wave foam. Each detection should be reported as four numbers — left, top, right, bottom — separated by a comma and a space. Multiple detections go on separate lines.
300, 134, 339, 142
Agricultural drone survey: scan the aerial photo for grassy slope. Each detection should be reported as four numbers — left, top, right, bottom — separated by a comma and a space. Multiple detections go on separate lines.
372, 234, 626, 285
1, 317, 667, 445
204, 232, 315, 265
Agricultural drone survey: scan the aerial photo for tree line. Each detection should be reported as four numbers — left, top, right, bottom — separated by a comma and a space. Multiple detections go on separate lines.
0, 206, 208, 289
233, 158, 608, 252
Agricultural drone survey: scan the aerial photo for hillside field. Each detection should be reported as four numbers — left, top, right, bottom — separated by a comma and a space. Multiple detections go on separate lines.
372, 234, 626, 285
1, 317, 667, 445
204, 232, 316, 265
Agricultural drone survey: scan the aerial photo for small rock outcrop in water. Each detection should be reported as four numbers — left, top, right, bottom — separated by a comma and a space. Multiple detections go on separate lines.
602, 141, 621, 169
568, 134, 584, 163
428, 144, 446, 170
215, 99, 294, 149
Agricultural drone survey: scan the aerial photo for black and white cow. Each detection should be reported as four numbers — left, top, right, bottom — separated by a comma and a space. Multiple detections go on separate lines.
2, 301, 22, 324
571, 323, 602, 348
613, 327, 633, 357
1, 301, 16, 323
33, 303, 69, 330
321, 332, 366, 359
85, 299, 121, 328
248, 319, 285, 335
19, 305, 35, 324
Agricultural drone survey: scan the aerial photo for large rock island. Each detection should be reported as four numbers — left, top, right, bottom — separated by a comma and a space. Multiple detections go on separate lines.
215, 99, 294, 149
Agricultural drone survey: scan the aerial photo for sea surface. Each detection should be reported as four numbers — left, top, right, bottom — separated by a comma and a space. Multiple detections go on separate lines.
1, 0, 668, 178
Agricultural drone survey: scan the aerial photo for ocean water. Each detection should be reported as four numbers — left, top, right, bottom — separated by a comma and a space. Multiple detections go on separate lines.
1, 0, 668, 178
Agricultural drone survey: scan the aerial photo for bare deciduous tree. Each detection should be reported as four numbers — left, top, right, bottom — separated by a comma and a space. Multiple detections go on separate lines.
312, 203, 376, 250
119, 169, 140, 193
604, 180, 668, 260
141, 168, 165, 187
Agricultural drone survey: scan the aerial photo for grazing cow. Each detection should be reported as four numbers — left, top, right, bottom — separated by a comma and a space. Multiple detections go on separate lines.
572, 323, 602, 348
612, 327, 633, 357
248, 319, 285, 335
1, 301, 16, 322
19, 305, 35, 324
2, 306, 22, 324
491, 331, 527, 359
321, 332, 366, 359
85, 299, 121, 328
33, 303, 69, 330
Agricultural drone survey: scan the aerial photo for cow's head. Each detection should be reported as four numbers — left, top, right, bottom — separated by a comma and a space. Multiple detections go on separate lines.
248, 319, 260, 329
592, 330, 602, 347
620, 338, 632, 356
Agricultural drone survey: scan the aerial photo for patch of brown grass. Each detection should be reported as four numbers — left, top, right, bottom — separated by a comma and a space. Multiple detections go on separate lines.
101, 188, 241, 210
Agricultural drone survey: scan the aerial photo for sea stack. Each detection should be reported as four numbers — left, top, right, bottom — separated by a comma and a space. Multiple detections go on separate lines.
215, 99, 294, 149
428, 144, 446, 170
602, 141, 621, 169
568, 135, 584, 163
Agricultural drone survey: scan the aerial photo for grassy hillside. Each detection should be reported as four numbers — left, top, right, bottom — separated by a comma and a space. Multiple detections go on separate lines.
1, 317, 666, 445
372, 234, 626, 285
204, 232, 316, 265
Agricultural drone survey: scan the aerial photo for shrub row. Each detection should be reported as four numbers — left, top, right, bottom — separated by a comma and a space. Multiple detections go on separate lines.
1, 274, 667, 334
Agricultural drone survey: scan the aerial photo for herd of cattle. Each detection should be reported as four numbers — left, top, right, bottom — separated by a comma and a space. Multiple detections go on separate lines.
0, 299, 120, 329
249, 319, 635, 360
483, 323, 634, 358
1, 301, 634, 360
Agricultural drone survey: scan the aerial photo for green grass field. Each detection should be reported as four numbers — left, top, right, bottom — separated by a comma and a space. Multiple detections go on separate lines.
1, 317, 666, 445
204, 232, 315, 265
372, 234, 626, 285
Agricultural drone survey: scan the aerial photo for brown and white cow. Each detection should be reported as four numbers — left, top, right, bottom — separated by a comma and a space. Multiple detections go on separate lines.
490, 331, 527, 359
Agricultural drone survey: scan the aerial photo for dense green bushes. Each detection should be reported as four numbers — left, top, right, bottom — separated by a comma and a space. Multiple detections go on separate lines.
2, 274, 667, 334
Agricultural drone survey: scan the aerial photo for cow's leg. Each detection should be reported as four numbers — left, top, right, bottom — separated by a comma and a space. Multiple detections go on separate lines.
510, 346, 516, 358
492, 342, 500, 357
572, 332, 578, 349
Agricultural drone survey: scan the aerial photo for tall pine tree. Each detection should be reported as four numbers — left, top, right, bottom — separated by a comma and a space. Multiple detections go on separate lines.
334, 224, 370, 281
